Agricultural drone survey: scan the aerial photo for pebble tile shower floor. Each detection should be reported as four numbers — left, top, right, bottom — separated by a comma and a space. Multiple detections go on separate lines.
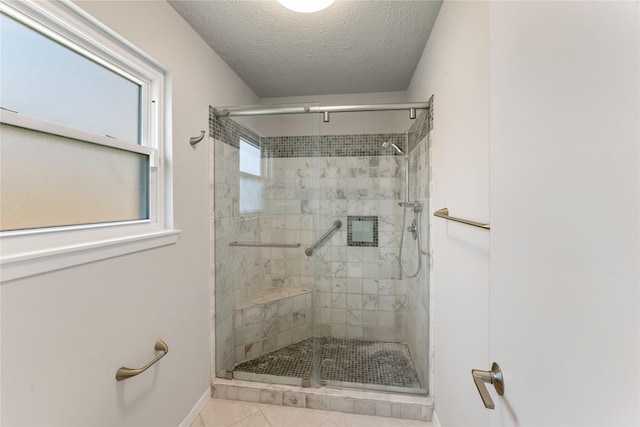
234, 337, 422, 389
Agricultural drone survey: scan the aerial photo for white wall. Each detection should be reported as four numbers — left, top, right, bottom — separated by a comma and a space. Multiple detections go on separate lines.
407, 2, 491, 425
409, 1, 639, 425
489, 2, 639, 424
257, 92, 414, 136
0, 1, 257, 425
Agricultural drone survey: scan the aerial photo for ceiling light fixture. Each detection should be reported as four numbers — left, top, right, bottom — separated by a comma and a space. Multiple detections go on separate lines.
277, 0, 335, 13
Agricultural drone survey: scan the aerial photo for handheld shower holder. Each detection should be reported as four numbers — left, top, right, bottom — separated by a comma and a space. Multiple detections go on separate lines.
399, 201, 422, 211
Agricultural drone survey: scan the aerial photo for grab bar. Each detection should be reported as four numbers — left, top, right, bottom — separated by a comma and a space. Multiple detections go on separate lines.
229, 242, 301, 248
433, 208, 490, 230
305, 220, 342, 256
116, 340, 168, 381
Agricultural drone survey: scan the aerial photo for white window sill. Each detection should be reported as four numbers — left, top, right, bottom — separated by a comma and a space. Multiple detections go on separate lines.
0, 229, 181, 283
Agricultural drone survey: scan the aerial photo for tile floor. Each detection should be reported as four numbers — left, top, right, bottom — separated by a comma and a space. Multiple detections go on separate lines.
234, 338, 422, 389
191, 398, 434, 427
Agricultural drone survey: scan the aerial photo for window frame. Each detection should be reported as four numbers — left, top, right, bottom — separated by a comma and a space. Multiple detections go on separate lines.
238, 138, 264, 214
0, 0, 179, 282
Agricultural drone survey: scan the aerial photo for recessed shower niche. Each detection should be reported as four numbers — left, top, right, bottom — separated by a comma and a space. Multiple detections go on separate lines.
347, 216, 378, 247
210, 101, 432, 395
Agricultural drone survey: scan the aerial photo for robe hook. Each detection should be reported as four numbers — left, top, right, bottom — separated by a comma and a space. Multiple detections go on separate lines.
190, 131, 206, 146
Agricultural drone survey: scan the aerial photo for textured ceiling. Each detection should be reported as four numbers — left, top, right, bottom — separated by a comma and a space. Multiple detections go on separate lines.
168, 1, 443, 97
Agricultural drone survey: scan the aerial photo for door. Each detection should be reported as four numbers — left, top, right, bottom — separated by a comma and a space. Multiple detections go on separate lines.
489, 2, 639, 425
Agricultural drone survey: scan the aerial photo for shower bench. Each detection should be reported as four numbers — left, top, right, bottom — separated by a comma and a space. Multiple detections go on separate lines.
234, 287, 312, 364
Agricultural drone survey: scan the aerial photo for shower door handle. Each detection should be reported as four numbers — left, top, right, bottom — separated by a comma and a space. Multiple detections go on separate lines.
471, 362, 504, 409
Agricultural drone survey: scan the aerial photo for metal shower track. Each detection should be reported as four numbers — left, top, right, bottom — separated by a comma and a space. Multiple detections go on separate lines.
212, 101, 431, 122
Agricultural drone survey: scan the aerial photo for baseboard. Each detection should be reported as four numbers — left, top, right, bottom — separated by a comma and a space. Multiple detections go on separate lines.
178, 388, 211, 427
432, 409, 441, 427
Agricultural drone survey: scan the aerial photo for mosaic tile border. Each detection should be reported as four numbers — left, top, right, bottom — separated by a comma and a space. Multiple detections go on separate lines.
408, 109, 429, 153
208, 111, 261, 149
261, 134, 405, 158
428, 95, 434, 132
347, 216, 378, 247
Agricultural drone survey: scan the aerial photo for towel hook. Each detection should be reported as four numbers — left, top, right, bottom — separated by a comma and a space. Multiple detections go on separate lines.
190, 131, 206, 146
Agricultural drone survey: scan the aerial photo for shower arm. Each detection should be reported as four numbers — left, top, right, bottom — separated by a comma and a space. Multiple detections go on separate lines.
396, 133, 411, 206
382, 136, 412, 206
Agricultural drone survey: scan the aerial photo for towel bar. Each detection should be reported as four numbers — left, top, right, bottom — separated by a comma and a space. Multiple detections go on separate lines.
229, 242, 301, 248
434, 208, 490, 230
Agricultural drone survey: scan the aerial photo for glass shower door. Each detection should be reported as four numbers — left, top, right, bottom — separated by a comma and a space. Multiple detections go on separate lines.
211, 103, 322, 387
306, 109, 430, 394
211, 103, 430, 395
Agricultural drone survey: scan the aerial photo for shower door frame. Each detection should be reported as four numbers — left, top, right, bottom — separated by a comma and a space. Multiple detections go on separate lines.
211, 101, 431, 394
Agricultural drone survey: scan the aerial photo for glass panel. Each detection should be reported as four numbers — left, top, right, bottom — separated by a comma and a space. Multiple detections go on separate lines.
211, 105, 429, 395
211, 105, 320, 386
0, 124, 148, 231
0, 14, 141, 144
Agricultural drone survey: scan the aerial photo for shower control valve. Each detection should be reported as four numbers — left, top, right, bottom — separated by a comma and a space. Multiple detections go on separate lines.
407, 219, 418, 240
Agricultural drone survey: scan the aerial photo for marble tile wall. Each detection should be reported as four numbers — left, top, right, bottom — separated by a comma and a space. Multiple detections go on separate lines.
405, 106, 432, 390
404, 135, 430, 389
211, 378, 434, 422
213, 137, 263, 374
262, 154, 408, 342
234, 288, 313, 364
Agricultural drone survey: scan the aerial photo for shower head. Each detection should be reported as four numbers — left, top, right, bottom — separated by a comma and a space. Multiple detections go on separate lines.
382, 141, 406, 156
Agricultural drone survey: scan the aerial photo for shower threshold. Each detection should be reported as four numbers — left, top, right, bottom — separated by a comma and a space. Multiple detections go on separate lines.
232, 337, 424, 394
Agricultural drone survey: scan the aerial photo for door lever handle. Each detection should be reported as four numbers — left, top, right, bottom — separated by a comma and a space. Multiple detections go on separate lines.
471, 362, 504, 409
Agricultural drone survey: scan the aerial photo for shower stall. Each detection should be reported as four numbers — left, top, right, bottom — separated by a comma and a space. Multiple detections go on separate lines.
210, 100, 432, 395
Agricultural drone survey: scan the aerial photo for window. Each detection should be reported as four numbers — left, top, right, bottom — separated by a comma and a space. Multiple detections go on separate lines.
239, 139, 263, 213
0, 1, 178, 282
